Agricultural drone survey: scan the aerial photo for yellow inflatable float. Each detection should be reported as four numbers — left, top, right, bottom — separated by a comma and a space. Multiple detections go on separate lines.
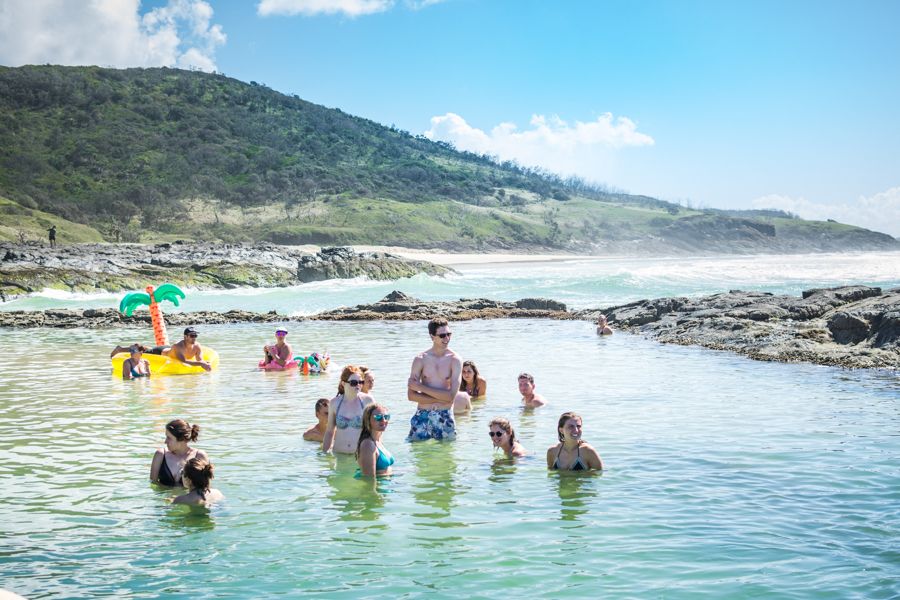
112, 348, 220, 376
114, 283, 219, 376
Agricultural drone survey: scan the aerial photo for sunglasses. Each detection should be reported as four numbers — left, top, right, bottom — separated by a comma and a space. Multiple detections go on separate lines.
187, 334, 198, 338
373, 414, 391, 422
346, 379, 363, 386
436, 332, 452, 339
488, 431, 504, 437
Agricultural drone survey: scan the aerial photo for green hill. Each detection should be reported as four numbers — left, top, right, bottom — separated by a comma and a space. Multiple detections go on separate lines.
0, 64, 895, 252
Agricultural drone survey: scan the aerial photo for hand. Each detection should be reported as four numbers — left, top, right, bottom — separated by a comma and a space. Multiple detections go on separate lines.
200, 361, 212, 372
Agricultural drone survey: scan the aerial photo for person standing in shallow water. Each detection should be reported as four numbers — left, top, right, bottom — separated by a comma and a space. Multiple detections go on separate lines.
596, 314, 614, 336
406, 317, 463, 441
150, 419, 208, 486
519, 373, 547, 408
547, 412, 603, 471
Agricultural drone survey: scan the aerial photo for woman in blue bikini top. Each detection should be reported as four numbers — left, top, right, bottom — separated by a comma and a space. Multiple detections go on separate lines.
322, 366, 374, 454
356, 403, 395, 478
122, 345, 151, 380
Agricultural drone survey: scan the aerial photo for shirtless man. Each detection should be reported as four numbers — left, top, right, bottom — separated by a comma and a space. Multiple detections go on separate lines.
262, 328, 293, 367
519, 373, 547, 408
406, 317, 463, 441
164, 327, 211, 371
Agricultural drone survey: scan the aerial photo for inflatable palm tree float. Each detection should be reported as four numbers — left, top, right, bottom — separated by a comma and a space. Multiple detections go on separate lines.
112, 283, 219, 375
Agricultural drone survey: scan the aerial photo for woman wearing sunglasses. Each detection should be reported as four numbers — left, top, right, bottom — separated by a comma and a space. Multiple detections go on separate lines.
488, 417, 527, 458
356, 403, 395, 478
322, 365, 374, 454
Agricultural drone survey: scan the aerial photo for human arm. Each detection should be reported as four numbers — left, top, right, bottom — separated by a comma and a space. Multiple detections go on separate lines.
478, 377, 487, 397
407, 355, 463, 404
173, 344, 211, 371
122, 359, 133, 380
274, 343, 292, 367
357, 439, 377, 478
150, 449, 164, 482
143, 359, 152, 377
533, 394, 547, 407
321, 399, 338, 452
546, 446, 557, 469
582, 444, 604, 470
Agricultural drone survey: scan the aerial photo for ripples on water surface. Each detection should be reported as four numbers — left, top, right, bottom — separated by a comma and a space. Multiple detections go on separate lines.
1, 319, 898, 598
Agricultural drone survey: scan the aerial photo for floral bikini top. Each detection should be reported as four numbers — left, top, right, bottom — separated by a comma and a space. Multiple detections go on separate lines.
334, 395, 364, 429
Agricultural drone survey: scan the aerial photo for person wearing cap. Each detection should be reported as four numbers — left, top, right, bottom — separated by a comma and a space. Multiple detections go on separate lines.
262, 328, 293, 368
162, 327, 211, 371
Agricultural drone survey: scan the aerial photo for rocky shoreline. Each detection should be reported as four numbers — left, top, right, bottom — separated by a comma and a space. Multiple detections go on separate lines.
1, 286, 897, 370
0, 242, 454, 300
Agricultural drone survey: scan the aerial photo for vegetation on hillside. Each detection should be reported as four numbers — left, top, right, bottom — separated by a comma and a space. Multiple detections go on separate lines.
0, 65, 895, 250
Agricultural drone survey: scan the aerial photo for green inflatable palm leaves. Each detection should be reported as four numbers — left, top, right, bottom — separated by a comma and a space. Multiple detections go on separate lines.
119, 292, 151, 316
153, 283, 185, 307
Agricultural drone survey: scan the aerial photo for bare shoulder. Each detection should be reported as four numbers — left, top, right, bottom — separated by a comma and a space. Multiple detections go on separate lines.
195, 448, 209, 460
359, 438, 377, 453
359, 392, 375, 405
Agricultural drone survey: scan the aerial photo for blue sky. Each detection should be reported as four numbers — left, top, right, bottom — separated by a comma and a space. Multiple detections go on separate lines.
1, 0, 898, 235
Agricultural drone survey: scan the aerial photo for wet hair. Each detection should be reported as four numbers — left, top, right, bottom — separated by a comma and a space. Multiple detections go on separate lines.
488, 417, 517, 450
314, 397, 330, 415
557, 411, 583, 442
337, 365, 363, 395
182, 456, 214, 498
358, 365, 369, 374
428, 317, 449, 336
460, 360, 482, 396
166, 419, 199, 442
129, 344, 147, 354
518, 372, 534, 385
356, 403, 388, 460
597, 313, 608, 324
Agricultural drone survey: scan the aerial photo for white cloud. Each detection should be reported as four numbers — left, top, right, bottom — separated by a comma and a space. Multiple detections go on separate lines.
751, 188, 900, 238
424, 112, 654, 184
0, 0, 226, 72
257, 0, 393, 17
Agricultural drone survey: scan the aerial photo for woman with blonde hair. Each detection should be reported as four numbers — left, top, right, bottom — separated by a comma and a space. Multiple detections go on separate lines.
488, 417, 527, 458
546, 412, 603, 471
322, 365, 374, 454
356, 403, 395, 478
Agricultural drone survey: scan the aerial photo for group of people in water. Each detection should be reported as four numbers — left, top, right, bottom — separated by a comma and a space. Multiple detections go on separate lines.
144, 317, 607, 505
112, 326, 212, 379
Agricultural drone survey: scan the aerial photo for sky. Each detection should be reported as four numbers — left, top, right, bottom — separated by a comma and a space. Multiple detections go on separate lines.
0, 0, 898, 236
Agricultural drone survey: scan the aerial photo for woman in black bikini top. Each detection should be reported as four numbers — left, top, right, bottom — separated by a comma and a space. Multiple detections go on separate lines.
150, 419, 208, 487
547, 412, 603, 472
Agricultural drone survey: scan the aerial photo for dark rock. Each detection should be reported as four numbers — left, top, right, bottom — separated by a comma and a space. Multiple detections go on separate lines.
827, 312, 871, 344
515, 298, 567, 311
382, 290, 417, 303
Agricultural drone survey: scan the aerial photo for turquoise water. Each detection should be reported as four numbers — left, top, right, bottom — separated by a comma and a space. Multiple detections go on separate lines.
4, 251, 900, 314
1, 252, 899, 598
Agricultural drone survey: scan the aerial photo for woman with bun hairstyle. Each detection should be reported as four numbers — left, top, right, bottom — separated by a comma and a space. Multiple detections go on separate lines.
150, 419, 208, 487
356, 403, 394, 478
172, 457, 224, 506
322, 366, 375, 454
488, 417, 527, 458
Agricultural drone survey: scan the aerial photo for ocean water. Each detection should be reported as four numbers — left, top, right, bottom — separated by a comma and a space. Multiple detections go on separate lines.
1, 252, 899, 599
3, 251, 900, 315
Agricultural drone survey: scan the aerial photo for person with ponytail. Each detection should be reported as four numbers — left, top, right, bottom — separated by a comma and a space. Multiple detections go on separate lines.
172, 457, 224, 506
488, 417, 527, 458
150, 419, 208, 487
356, 403, 394, 478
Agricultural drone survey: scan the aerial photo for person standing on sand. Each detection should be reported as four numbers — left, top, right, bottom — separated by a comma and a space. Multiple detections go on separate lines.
47, 225, 56, 248
406, 317, 463, 441
519, 373, 547, 408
